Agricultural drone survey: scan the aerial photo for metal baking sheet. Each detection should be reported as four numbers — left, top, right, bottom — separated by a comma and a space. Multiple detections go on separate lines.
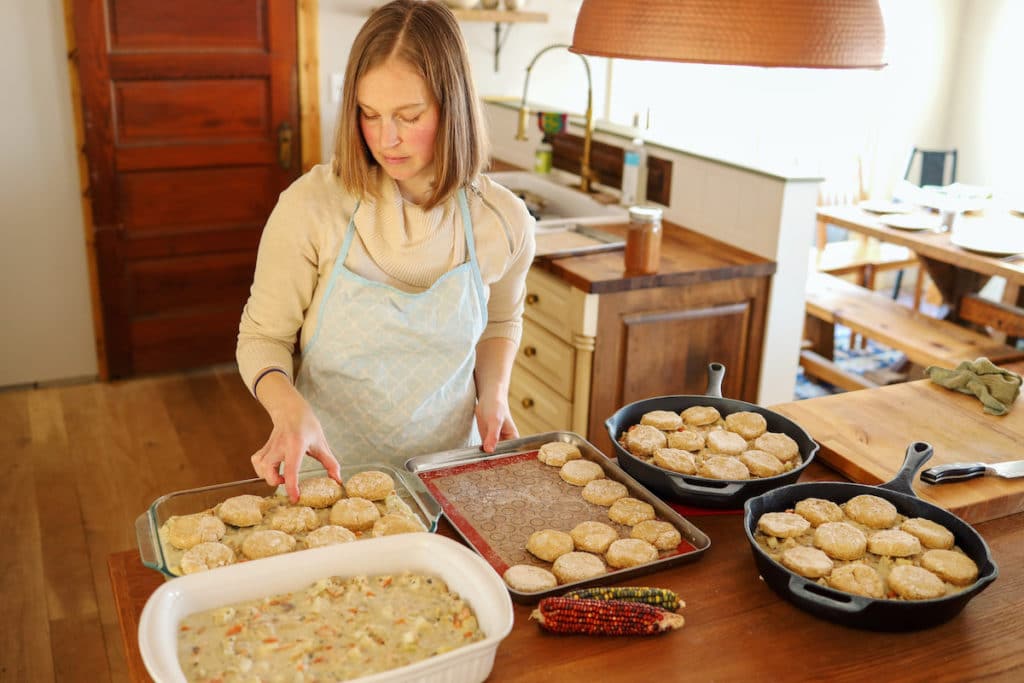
405, 431, 711, 604
533, 224, 626, 259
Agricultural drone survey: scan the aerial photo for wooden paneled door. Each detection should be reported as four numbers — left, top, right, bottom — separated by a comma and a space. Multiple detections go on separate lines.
71, 0, 303, 377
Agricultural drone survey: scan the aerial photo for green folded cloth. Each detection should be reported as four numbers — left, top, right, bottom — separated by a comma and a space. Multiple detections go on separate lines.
926, 357, 1023, 416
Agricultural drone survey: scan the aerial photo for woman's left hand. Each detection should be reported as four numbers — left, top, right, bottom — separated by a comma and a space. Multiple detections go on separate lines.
476, 395, 518, 453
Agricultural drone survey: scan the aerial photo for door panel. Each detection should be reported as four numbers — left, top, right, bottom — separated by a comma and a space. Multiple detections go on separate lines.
115, 80, 270, 141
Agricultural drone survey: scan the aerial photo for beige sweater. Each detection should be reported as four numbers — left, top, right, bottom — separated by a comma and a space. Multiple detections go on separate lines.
236, 164, 536, 393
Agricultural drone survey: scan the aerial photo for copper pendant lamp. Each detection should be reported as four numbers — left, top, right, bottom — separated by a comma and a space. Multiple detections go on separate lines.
571, 0, 886, 69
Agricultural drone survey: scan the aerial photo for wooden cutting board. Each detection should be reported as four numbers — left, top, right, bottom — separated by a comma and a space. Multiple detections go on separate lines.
771, 370, 1024, 524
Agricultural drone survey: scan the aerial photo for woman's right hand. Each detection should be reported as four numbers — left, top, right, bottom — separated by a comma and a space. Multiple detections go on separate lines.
249, 370, 342, 502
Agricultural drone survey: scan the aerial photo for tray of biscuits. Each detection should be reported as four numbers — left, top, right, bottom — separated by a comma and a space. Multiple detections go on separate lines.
404, 432, 711, 603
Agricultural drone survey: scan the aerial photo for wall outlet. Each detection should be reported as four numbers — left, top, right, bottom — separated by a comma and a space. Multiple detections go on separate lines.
330, 73, 344, 103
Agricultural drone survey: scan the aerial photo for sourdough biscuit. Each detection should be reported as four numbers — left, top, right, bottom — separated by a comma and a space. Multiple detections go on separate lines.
844, 494, 899, 529
581, 479, 629, 506
753, 432, 800, 462
165, 513, 227, 550
372, 513, 423, 537
329, 497, 381, 531
606, 538, 659, 568
814, 522, 867, 561
607, 497, 656, 526
527, 529, 574, 562
758, 512, 810, 538
867, 529, 921, 557
269, 506, 320, 534
570, 521, 619, 554
552, 552, 606, 584
344, 471, 395, 501
698, 455, 750, 480
901, 517, 955, 550
503, 564, 558, 593
888, 564, 947, 600
666, 429, 705, 452
241, 529, 296, 559
653, 447, 697, 474
681, 405, 721, 426
641, 410, 684, 431
303, 524, 356, 548
921, 549, 979, 586
297, 476, 344, 509
706, 429, 748, 456
630, 519, 681, 550
559, 459, 605, 486
780, 545, 834, 578
623, 424, 667, 457
828, 563, 884, 598
724, 411, 768, 439
215, 494, 266, 527
739, 449, 786, 477
538, 441, 582, 467
180, 542, 236, 575
794, 498, 844, 527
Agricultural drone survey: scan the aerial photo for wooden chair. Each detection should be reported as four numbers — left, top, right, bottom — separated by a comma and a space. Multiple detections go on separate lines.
957, 293, 1024, 346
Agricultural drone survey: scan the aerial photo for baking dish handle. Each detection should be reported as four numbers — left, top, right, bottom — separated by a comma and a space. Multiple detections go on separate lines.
135, 512, 162, 570
788, 576, 870, 613
703, 362, 726, 398
666, 474, 744, 499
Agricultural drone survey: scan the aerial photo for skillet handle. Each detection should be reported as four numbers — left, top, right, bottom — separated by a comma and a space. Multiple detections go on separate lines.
788, 576, 871, 614
878, 441, 933, 497
704, 362, 725, 399
666, 474, 743, 499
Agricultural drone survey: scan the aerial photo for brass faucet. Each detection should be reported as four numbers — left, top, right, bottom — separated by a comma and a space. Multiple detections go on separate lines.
515, 43, 596, 193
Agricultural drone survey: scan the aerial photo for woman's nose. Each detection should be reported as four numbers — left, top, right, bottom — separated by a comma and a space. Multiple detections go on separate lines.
379, 119, 400, 148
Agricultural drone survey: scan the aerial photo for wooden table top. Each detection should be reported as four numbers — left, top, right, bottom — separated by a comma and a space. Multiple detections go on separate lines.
110, 461, 1024, 682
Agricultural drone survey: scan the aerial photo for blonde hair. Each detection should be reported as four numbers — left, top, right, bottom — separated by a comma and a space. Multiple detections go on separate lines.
332, 0, 489, 209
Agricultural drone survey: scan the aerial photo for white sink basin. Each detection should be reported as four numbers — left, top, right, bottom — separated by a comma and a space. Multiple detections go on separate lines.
486, 171, 628, 229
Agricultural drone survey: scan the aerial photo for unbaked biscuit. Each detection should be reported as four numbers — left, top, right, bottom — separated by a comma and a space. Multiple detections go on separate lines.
920, 549, 979, 586
780, 545, 834, 578
739, 449, 785, 477
828, 563, 884, 598
757, 512, 810, 538
901, 517, 955, 550
706, 429, 748, 455
538, 441, 582, 466
666, 429, 705, 452
526, 529, 575, 562
844, 494, 898, 529
867, 529, 921, 557
581, 479, 629, 506
303, 524, 357, 548
180, 542, 236, 575
794, 498, 844, 527
681, 405, 720, 426
630, 519, 681, 550
813, 522, 867, 561
652, 447, 697, 474
269, 505, 320, 534
605, 538, 659, 568
165, 513, 227, 550
607, 497, 656, 526
241, 529, 296, 560
623, 424, 668, 457
559, 459, 605, 486
887, 564, 947, 600
570, 521, 619, 554
641, 410, 684, 431
753, 432, 800, 462
372, 513, 424, 537
503, 564, 558, 593
698, 455, 750, 480
329, 497, 381, 531
344, 470, 395, 501
724, 411, 768, 440
215, 495, 266, 527
551, 552, 606, 584
297, 476, 344, 509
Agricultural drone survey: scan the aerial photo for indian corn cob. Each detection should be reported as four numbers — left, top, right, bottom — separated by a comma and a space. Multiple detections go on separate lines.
561, 586, 682, 611
531, 597, 685, 635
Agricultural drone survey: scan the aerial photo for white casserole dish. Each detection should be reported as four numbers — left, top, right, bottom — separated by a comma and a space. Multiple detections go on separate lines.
138, 533, 514, 683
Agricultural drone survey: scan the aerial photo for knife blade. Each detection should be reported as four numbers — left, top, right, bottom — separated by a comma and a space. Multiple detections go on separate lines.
921, 460, 1024, 484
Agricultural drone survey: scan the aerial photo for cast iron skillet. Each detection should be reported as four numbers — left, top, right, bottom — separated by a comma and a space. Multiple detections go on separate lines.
605, 362, 819, 508
744, 441, 999, 631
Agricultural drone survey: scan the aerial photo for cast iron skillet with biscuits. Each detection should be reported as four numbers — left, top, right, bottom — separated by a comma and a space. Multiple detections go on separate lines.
605, 362, 819, 508
743, 442, 998, 631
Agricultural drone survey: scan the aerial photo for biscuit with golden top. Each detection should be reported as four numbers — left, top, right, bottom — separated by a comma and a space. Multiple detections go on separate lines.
641, 410, 684, 431
606, 538, 659, 568
706, 429, 748, 455
698, 455, 750, 480
794, 497, 844, 527
781, 545, 834, 578
901, 517, 955, 550
581, 479, 629, 506
608, 497, 656, 526
215, 494, 266, 527
828, 563, 884, 598
739, 449, 786, 477
570, 521, 619, 554
653, 447, 697, 474
297, 476, 344, 509
666, 429, 705, 452
527, 529, 575, 562
180, 542, 235, 575
758, 512, 810, 538
241, 529, 296, 559
630, 519, 682, 550
329, 497, 381, 531
844, 494, 898, 529
724, 411, 768, 439
867, 529, 921, 557
503, 564, 558, 592
303, 524, 356, 548
888, 564, 947, 600
344, 470, 395, 501
753, 432, 800, 462
538, 441, 582, 466
552, 552, 607, 584
623, 424, 667, 457
165, 513, 227, 550
559, 459, 605, 486
921, 549, 978, 586
814, 521, 867, 561
681, 405, 721, 426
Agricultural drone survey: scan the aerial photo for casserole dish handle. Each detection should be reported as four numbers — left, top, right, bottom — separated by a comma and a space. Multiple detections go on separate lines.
877, 441, 933, 497
135, 512, 162, 570
788, 576, 872, 614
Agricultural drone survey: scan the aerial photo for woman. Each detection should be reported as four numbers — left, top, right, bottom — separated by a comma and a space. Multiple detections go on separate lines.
237, 0, 535, 501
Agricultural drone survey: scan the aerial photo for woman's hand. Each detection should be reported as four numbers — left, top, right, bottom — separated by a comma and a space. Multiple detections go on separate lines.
476, 394, 519, 453
474, 337, 520, 452
249, 370, 342, 502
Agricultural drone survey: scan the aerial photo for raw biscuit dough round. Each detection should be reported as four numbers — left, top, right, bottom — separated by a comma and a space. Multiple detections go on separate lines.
581, 479, 629, 506
706, 429, 748, 455
344, 470, 395, 501
780, 545, 834, 578
901, 517, 955, 550
813, 521, 867, 561
652, 447, 697, 474
887, 564, 947, 600
607, 497, 656, 526
630, 519, 681, 550
503, 564, 558, 593
739, 449, 786, 478
165, 513, 227, 550
623, 424, 667, 457
215, 494, 266, 527
666, 430, 705, 452
921, 549, 979, 586
552, 552, 606, 584
570, 521, 619, 554
241, 529, 296, 559
526, 529, 575, 562
269, 505, 320, 534
681, 405, 721, 426
303, 525, 357, 548
753, 432, 800, 462
794, 498, 844, 526
372, 513, 423, 537
724, 411, 768, 439
605, 538, 659, 568
828, 563, 884, 598
698, 455, 750, 480
329, 497, 381, 531
641, 410, 684, 431
844, 494, 899, 529
538, 441, 582, 466
867, 529, 921, 557
297, 476, 344, 509
180, 542, 236, 575
559, 459, 605, 486
757, 512, 810, 538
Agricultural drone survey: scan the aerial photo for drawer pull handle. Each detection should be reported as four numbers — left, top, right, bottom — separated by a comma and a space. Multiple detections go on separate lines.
523, 346, 537, 358
526, 293, 540, 305
521, 397, 535, 410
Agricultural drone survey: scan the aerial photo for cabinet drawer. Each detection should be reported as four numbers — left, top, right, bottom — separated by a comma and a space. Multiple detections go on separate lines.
509, 364, 573, 435
523, 268, 575, 342
519, 322, 575, 400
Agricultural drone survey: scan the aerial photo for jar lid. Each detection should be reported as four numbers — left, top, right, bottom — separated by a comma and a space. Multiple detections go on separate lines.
628, 205, 663, 223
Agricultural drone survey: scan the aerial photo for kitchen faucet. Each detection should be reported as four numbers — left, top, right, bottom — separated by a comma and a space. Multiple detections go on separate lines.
515, 43, 596, 193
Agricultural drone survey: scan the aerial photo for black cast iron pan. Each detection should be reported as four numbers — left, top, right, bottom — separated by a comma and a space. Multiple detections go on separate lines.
605, 362, 819, 508
743, 441, 999, 631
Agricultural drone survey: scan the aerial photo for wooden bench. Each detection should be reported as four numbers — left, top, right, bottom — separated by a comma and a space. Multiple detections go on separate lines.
802, 271, 1024, 392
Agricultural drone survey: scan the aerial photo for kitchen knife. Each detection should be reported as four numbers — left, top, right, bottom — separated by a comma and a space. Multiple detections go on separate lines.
921, 460, 1024, 484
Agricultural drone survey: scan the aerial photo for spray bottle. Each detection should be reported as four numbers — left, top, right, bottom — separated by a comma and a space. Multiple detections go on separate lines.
620, 112, 648, 206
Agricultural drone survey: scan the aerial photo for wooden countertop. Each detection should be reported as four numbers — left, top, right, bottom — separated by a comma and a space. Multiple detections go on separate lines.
110, 462, 1024, 682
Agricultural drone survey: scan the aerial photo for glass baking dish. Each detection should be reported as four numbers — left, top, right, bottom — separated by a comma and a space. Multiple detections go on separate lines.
136, 462, 443, 579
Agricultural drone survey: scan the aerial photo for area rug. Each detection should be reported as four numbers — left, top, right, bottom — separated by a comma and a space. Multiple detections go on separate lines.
794, 325, 907, 400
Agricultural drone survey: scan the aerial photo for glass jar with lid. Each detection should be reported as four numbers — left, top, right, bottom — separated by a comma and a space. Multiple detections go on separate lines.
624, 205, 663, 275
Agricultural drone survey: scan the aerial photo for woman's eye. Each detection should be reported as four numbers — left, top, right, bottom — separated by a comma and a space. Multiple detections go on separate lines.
398, 115, 421, 124
361, 111, 379, 120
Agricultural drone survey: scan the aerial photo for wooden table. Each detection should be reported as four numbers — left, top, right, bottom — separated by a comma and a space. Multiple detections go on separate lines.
110, 465, 1024, 682
817, 205, 1024, 315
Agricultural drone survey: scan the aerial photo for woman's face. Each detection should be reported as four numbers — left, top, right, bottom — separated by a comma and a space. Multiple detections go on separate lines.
357, 58, 440, 203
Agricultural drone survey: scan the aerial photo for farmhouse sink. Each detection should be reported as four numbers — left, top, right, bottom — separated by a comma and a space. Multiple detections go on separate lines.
486, 171, 628, 229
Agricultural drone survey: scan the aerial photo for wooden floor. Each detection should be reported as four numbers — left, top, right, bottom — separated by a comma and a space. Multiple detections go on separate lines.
0, 366, 271, 682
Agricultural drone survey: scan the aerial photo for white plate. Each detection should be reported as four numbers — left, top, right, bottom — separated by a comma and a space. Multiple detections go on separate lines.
950, 218, 1024, 256
858, 199, 914, 214
878, 213, 943, 231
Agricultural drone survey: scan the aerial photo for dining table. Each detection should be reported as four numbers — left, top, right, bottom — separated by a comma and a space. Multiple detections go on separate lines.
110, 372, 1024, 682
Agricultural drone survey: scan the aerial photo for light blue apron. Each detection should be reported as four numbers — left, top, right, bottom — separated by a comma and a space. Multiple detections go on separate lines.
295, 189, 487, 467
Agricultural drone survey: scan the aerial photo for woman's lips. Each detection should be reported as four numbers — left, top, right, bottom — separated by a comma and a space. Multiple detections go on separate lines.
381, 155, 408, 165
